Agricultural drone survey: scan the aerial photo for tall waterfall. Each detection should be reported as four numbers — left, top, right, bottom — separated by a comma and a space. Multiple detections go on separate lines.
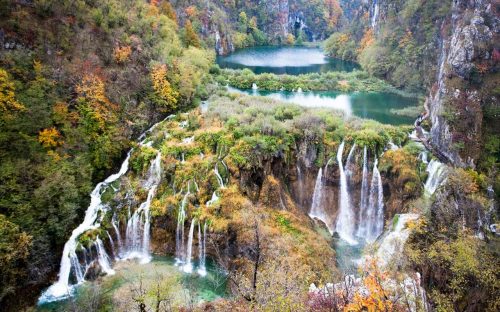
39, 150, 133, 303
95, 237, 115, 275
345, 144, 357, 178
335, 142, 358, 245
424, 159, 447, 195
371, 0, 380, 29
123, 152, 162, 263
183, 219, 196, 273
197, 221, 207, 276
111, 215, 123, 256
364, 159, 384, 242
176, 190, 190, 263
356, 147, 370, 238
309, 168, 332, 233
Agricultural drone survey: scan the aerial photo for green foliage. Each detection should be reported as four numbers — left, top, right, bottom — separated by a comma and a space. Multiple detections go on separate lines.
218, 68, 401, 94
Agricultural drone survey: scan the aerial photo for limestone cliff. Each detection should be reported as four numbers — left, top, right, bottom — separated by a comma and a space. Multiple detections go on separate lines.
428, 0, 498, 167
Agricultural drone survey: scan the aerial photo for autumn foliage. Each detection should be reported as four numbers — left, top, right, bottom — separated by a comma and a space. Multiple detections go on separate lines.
150, 64, 178, 110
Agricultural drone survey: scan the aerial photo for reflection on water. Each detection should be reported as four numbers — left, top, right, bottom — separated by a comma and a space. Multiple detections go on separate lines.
217, 46, 359, 75
228, 87, 418, 125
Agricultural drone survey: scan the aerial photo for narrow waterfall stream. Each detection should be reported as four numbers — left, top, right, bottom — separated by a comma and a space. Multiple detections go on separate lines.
183, 219, 196, 273
356, 146, 370, 237
365, 158, 384, 242
424, 159, 447, 195
309, 168, 332, 232
335, 141, 358, 245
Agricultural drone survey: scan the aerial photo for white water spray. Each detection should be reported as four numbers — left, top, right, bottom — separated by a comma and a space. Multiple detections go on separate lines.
309, 168, 332, 233
183, 219, 196, 273
335, 142, 358, 245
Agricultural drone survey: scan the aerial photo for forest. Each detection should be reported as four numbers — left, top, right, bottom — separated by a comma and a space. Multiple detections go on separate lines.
0, 0, 498, 311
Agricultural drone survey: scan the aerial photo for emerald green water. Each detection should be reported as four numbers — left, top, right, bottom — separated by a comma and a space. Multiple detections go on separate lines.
228, 87, 418, 125
36, 256, 228, 311
217, 46, 360, 75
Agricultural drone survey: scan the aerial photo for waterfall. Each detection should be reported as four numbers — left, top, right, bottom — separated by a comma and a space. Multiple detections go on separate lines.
296, 164, 304, 206
364, 159, 384, 243
39, 150, 133, 303
214, 162, 225, 188
175, 190, 190, 263
424, 159, 447, 195
356, 147, 370, 238
95, 237, 115, 275
206, 191, 219, 206
345, 143, 357, 178
309, 168, 332, 233
70, 250, 84, 284
374, 214, 420, 266
335, 142, 358, 245
197, 221, 207, 276
111, 215, 122, 256
106, 231, 116, 260
371, 0, 380, 29
252, 83, 258, 90
183, 219, 196, 273
123, 152, 162, 263
324, 156, 335, 177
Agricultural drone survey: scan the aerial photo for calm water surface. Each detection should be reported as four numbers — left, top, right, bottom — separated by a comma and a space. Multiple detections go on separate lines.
217, 46, 359, 75
228, 87, 418, 125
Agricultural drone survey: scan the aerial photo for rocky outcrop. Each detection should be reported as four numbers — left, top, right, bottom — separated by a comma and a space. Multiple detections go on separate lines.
428, 0, 498, 167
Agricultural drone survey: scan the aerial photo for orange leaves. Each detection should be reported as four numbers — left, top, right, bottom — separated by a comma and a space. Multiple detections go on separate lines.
325, 0, 342, 30
76, 74, 118, 131
345, 260, 395, 312
0, 68, 25, 119
185, 6, 197, 18
151, 64, 178, 110
113, 45, 132, 64
358, 28, 375, 54
38, 127, 63, 148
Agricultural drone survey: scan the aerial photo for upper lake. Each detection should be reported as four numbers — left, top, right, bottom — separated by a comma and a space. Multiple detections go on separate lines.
216, 46, 360, 75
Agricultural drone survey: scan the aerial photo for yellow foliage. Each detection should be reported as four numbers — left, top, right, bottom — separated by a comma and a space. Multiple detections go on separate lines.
76, 74, 118, 130
38, 127, 63, 148
0, 68, 25, 119
286, 33, 295, 45
151, 64, 178, 109
113, 45, 132, 64
346, 260, 395, 312
358, 28, 375, 54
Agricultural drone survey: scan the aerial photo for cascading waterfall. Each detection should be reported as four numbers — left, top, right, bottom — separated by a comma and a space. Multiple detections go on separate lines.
106, 231, 116, 259
335, 142, 358, 245
309, 168, 332, 233
324, 157, 334, 177
197, 221, 207, 276
356, 146, 370, 238
111, 215, 122, 256
214, 162, 225, 188
176, 190, 190, 264
183, 218, 196, 273
95, 237, 115, 275
345, 144, 357, 178
123, 152, 162, 263
364, 159, 384, 242
424, 159, 447, 195
39, 151, 133, 303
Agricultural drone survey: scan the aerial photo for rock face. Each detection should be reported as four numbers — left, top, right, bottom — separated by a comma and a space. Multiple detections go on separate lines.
429, 0, 498, 167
